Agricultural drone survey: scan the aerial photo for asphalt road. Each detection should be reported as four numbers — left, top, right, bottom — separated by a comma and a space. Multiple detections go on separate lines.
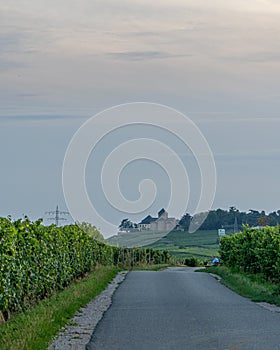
86, 268, 280, 350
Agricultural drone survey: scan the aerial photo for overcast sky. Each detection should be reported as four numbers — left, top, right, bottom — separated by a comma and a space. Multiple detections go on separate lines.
1, 0, 280, 236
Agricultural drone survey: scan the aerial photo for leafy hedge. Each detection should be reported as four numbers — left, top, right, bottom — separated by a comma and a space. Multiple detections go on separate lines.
220, 226, 280, 283
0, 217, 170, 319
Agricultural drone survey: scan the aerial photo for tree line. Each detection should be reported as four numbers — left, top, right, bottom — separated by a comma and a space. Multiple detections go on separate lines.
119, 206, 280, 232
179, 206, 280, 231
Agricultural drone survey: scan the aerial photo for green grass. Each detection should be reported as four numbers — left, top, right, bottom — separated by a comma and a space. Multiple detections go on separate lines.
161, 246, 219, 260
107, 230, 220, 261
0, 266, 120, 350
148, 230, 220, 260
107, 231, 169, 247
202, 266, 280, 306
147, 230, 219, 248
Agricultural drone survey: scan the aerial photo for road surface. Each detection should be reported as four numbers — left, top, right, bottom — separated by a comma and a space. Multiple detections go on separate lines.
86, 268, 280, 350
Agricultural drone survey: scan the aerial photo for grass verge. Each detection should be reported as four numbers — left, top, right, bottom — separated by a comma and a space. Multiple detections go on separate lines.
202, 266, 280, 306
0, 266, 120, 350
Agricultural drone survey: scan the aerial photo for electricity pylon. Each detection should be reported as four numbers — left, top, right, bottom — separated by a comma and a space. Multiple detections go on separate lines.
45, 205, 69, 226
233, 216, 239, 233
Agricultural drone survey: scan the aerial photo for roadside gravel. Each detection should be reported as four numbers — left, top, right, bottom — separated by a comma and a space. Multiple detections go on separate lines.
48, 271, 128, 350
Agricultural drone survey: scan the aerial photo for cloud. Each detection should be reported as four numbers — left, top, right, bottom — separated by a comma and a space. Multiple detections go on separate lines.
0, 33, 27, 71
196, 115, 280, 123
123, 31, 160, 38
0, 31, 38, 71
0, 32, 22, 53
0, 60, 26, 71
105, 51, 191, 61
219, 51, 280, 63
0, 115, 84, 124
215, 148, 280, 158
15, 93, 40, 98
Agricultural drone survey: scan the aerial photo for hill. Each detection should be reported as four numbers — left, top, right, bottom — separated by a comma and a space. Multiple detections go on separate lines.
107, 231, 168, 248
107, 229, 220, 260
146, 229, 219, 260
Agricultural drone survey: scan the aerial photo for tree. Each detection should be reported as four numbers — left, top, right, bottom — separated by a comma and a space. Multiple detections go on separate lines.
76, 221, 105, 242
258, 216, 272, 227
247, 210, 261, 226
119, 219, 135, 231
178, 213, 191, 230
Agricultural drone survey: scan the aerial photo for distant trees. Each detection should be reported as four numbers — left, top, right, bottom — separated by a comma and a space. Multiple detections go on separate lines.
178, 207, 280, 231
118, 207, 280, 233
76, 221, 105, 242
119, 219, 138, 231
178, 213, 191, 230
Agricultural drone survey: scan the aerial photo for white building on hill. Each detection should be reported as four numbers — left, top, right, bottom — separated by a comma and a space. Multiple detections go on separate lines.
138, 208, 178, 232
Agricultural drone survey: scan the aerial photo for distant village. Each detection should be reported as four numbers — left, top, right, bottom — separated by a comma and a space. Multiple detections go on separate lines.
119, 208, 180, 233
118, 206, 280, 234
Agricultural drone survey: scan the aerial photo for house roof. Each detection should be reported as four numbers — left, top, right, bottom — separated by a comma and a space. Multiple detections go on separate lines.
139, 215, 157, 225
158, 208, 166, 217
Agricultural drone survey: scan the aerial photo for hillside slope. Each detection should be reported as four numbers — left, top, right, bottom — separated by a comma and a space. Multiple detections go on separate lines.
107, 230, 220, 260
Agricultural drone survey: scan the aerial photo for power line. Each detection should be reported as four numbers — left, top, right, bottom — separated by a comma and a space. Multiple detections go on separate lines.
45, 205, 69, 226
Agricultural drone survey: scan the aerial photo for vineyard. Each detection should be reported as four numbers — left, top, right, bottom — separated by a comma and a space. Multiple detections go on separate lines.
220, 226, 280, 284
0, 217, 170, 322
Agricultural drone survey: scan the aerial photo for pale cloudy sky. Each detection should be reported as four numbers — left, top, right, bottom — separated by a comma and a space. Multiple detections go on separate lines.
1, 1, 280, 236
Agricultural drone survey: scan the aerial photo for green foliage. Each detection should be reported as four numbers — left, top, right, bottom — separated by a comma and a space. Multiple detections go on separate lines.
220, 226, 280, 284
118, 219, 137, 231
75, 221, 105, 242
178, 213, 191, 230
146, 230, 219, 260
184, 257, 199, 267
0, 217, 170, 320
203, 266, 280, 306
179, 207, 280, 231
108, 230, 168, 247
0, 266, 119, 350
109, 229, 220, 260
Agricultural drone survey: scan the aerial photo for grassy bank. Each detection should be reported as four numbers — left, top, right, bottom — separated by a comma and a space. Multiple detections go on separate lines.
0, 266, 119, 350
203, 266, 280, 306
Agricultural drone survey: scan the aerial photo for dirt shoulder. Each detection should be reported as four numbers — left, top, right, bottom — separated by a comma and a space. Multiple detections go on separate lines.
49, 271, 128, 350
